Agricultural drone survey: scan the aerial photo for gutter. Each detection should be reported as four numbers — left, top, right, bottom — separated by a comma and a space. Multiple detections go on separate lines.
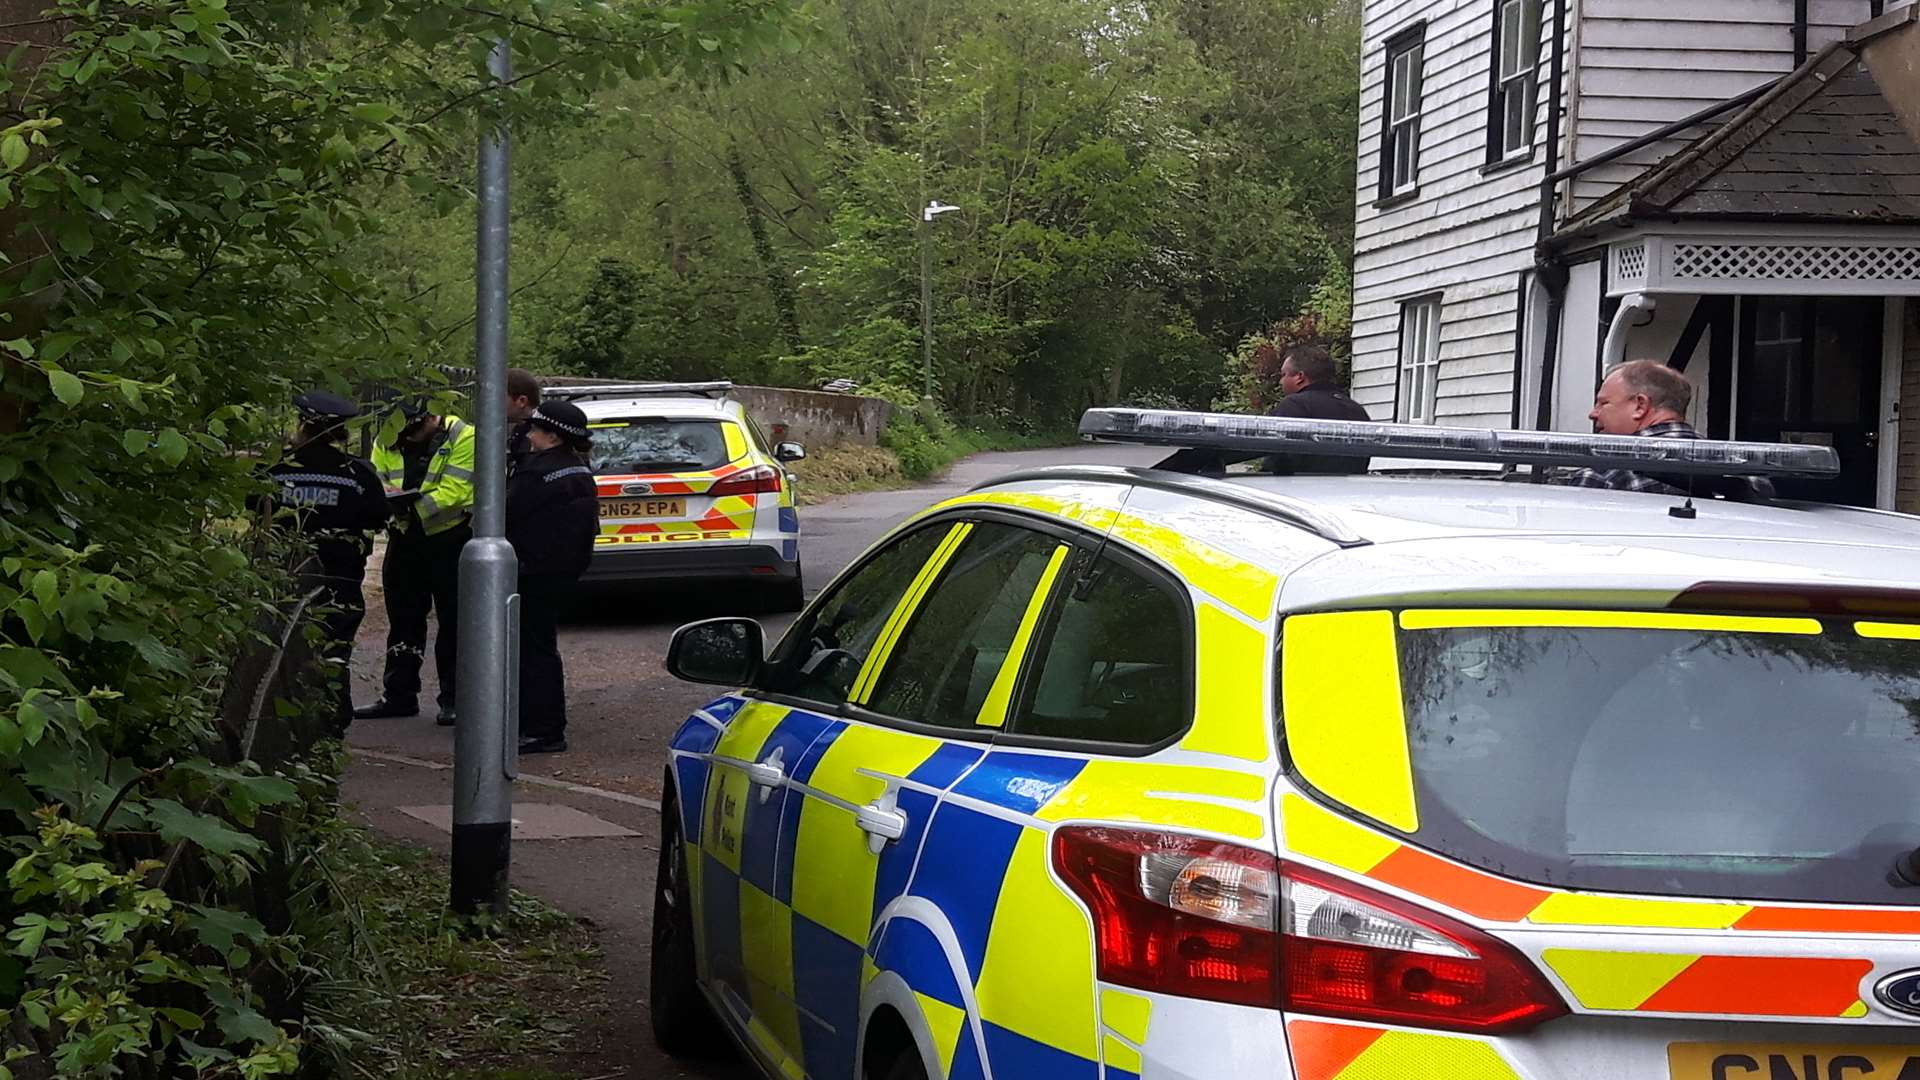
1531, 0, 1570, 437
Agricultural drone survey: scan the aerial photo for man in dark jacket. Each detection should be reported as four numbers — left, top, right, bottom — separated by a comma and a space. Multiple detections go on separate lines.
1265, 345, 1373, 475
506, 400, 600, 754
266, 391, 390, 734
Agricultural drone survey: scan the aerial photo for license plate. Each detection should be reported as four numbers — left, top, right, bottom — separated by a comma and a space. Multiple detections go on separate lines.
599, 497, 686, 519
1670, 1043, 1920, 1079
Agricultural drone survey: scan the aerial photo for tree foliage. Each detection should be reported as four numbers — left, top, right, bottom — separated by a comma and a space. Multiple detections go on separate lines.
0, 0, 794, 1073
365, 0, 1362, 420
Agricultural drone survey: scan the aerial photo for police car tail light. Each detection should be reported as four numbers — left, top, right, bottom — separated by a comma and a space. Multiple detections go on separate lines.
1053, 826, 1283, 1008
709, 464, 783, 497
1280, 862, 1566, 1034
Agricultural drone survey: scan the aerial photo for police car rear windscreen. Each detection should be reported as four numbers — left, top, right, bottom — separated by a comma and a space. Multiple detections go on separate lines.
1394, 614, 1920, 906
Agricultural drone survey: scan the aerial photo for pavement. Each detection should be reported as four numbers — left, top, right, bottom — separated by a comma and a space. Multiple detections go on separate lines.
338, 442, 1160, 1077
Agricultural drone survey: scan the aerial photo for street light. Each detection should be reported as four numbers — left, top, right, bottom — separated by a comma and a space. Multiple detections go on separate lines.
920, 200, 960, 400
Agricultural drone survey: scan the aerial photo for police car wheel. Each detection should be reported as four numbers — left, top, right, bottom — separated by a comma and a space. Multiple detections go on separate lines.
649, 789, 730, 1058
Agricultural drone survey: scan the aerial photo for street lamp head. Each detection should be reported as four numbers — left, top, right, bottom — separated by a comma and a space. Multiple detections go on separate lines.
923, 200, 961, 222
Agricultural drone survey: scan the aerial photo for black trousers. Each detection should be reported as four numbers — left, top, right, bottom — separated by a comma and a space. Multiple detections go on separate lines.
303, 575, 366, 736
379, 524, 470, 708
518, 575, 575, 741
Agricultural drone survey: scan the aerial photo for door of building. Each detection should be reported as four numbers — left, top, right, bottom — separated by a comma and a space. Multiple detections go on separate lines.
1737, 296, 1884, 507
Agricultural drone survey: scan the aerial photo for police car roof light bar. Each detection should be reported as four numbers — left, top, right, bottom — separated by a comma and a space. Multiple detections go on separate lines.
543, 381, 734, 401
1080, 408, 1842, 480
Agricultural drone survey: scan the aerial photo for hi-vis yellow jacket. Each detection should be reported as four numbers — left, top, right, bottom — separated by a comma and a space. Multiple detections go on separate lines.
371, 415, 476, 536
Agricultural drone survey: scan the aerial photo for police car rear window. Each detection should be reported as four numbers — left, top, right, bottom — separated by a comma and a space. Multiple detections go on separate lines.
1382, 614, 1920, 905
589, 419, 732, 473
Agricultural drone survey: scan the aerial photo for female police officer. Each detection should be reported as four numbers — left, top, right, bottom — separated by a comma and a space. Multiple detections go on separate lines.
506, 399, 599, 754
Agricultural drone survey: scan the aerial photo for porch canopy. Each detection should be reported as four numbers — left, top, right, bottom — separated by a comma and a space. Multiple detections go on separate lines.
1553, 7, 1920, 300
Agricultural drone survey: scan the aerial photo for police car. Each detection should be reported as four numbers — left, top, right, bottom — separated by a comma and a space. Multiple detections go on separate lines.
548, 382, 807, 610
651, 408, 1920, 1080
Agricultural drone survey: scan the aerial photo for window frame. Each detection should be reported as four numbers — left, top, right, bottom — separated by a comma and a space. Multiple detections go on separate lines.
1486, 0, 1542, 165
755, 508, 1093, 744
996, 539, 1198, 758
1396, 294, 1444, 425
1377, 22, 1428, 204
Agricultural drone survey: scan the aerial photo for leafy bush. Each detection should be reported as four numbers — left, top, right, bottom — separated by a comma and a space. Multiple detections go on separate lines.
0, 0, 796, 1075
1215, 265, 1355, 414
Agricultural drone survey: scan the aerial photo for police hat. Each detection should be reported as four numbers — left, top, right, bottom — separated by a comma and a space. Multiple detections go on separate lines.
294, 390, 360, 424
529, 400, 590, 441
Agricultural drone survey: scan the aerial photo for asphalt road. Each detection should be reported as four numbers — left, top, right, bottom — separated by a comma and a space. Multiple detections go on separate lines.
339, 441, 1160, 1078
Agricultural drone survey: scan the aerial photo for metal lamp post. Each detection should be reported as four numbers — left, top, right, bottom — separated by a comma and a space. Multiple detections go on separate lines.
451, 37, 519, 919
919, 200, 960, 400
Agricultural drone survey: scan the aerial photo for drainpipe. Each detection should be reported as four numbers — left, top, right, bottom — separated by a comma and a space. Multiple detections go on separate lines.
1601, 292, 1656, 368
1531, 0, 1570, 437
1793, 0, 1809, 65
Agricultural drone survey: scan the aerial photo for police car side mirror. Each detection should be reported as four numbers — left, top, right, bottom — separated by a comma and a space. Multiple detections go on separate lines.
667, 617, 766, 687
774, 441, 806, 462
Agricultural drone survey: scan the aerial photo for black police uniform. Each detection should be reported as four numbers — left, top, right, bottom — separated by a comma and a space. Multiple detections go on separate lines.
505, 402, 600, 752
267, 393, 389, 734
1264, 384, 1374, 475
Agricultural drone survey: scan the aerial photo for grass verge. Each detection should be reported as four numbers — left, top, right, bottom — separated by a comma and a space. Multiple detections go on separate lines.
312, 828, 613, 1080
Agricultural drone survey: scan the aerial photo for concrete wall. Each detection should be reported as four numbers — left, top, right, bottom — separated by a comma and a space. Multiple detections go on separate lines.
731, 385, 894, 448
534, 376, 895, 447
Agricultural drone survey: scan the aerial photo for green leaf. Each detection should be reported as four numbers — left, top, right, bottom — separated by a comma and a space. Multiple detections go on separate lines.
0, 338, 32, 358
28, 570, 55, 610
15, 699, 49, 745
0, 135, 24, 172
698, 36, 721, 51
157, 1008, 205, 1032
55, 222, 93, 257
154, 427, 188, 466
122, 429, 147, 456
144, 799, 263, 858
350, 102, 395, 123
187, 905, 266, 953
119, 380, 143, 408
171, 12, 199, 31
45, 367, 83, 405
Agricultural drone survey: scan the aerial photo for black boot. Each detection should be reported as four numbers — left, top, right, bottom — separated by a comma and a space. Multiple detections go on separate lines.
353, 697, 418, 720
518, 733, 568, 755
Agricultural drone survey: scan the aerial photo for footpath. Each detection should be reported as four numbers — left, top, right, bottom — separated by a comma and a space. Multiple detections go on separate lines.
342, 751, 753, 1079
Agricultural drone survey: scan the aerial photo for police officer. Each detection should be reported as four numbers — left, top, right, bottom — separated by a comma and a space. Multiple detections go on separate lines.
266, 391, 389, 735
506, 400, 600, 754
356, 398, 478, 726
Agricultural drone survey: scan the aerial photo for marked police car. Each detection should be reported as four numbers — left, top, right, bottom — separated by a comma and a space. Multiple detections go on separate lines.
548, 382, 808, 610
652, 408, 1920, 1080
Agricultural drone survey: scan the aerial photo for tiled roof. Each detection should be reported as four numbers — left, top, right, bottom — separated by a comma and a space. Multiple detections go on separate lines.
1559, 20, 1920, 234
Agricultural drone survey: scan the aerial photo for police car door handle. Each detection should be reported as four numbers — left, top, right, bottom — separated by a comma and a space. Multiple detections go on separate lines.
745, 747, 786, 803
856, 796, 908, 854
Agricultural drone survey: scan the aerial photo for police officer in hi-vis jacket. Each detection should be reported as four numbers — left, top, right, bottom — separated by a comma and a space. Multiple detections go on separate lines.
356, 398, 477, 726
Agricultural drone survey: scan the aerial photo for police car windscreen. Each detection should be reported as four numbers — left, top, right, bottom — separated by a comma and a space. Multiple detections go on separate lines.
1396, 620, 1920, 905
590, 419, 731, 473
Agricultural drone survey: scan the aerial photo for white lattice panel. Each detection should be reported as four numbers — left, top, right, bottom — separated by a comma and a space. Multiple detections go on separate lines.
1611, 241, 1649, 288
1669, 242, 1920, 287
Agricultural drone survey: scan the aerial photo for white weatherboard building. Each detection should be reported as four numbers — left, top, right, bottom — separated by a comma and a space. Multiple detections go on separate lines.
1349, 0, 1920, 508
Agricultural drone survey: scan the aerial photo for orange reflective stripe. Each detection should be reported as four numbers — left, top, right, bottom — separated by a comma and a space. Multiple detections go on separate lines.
1637, 956, 1874, 1017
1735, 906, 1920, 935
1285, 1021, 1385, 1080
1366, 845, 1550, 924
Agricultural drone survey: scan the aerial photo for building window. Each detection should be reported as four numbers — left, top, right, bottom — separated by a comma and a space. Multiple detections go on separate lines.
1379, 25, 1426, 201
1398, 296, 1442, 423
1488, 0, 1541, 163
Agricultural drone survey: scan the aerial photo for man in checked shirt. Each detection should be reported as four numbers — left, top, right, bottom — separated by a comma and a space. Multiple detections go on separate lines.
1556, 359, 1701, 496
